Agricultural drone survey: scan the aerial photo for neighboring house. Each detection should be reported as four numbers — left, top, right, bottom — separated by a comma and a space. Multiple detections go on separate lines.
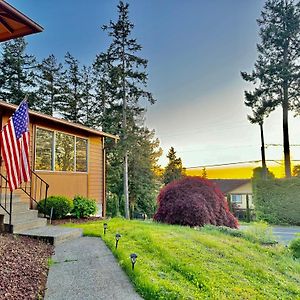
0, 100, 118, 217
209, 179, 253, 210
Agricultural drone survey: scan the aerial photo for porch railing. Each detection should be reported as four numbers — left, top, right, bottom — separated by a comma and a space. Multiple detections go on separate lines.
19, 170, 49, 217
0, 174, 13, 232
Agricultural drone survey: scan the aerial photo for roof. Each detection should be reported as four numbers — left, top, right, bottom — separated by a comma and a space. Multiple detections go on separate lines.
0, 100, 119, 140
209, 179, 250, 194
0, 0, 43, 42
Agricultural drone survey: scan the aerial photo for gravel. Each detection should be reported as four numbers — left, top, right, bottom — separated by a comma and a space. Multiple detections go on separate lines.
0, 234, 54, 300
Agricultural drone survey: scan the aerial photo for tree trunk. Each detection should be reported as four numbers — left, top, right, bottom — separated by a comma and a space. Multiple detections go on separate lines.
282, 93, 291, 178
122, 35, 130, 219
282, 28, 291, 178
259, 122, 267, 179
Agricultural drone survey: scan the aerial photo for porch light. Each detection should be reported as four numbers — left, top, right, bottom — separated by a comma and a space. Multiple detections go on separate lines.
103, 223, 108, 235
130, 253, 137, 270
115, 233, 121, 249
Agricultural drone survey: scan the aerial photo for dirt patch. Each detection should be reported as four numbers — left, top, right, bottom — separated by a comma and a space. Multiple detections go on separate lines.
0, 234, 54, 300
50, 216, 102, 225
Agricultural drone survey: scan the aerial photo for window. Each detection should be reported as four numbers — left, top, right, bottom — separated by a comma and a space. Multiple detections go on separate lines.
231, 194, 242, 204
55, 132, 75, 171
76, 138, 87, 172
35, 127, 88, 172
35, 128, 54, 170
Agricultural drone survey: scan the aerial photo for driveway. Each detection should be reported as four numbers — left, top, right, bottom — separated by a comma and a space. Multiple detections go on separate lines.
239, 225, 300, 245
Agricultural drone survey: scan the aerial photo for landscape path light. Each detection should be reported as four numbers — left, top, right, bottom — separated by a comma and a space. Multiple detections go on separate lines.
103, 223, 108, 235
115, 233, 121, 249
130, 253, 137, 270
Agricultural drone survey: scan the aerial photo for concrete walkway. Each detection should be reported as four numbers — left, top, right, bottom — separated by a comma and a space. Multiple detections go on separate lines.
45, 237, 142, 300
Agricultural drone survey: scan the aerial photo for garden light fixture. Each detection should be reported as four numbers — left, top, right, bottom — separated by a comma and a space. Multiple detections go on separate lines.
103, 223, 108, 235
115, 233, 121, 249
130, 253, 137, 270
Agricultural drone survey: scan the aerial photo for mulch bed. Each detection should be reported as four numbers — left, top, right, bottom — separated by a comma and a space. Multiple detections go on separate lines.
50, 216, 102, 225
0, 234, 54, 300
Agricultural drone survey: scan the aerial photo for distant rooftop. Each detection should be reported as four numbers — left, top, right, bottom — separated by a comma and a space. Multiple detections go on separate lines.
209, 179, 250, 194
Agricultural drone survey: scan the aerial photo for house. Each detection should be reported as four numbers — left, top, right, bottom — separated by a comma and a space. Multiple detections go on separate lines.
0, 100, 118, 219
209, 179, 253, 210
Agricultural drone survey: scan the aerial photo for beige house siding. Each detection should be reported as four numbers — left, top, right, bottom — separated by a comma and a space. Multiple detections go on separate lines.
229, 182, 253, 209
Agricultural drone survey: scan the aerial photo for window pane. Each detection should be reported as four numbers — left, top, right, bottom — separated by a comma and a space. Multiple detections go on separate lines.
76, 138, 87, 172
231, 194, 242, 203
55, 132, 75, 171
35, 128, 53, 170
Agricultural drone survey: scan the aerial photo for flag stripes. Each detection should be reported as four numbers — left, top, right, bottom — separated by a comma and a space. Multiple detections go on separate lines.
0, 100, 30, 191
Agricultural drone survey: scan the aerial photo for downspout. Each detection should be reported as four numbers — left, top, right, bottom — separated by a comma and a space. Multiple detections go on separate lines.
102, 137, 106, 218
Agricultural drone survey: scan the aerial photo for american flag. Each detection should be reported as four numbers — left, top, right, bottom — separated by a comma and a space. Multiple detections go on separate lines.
1, 100, 30, 191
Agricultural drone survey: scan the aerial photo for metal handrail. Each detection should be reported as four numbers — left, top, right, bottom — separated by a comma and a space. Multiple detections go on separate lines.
19, 170, 49, 217
0, 174, 13, 232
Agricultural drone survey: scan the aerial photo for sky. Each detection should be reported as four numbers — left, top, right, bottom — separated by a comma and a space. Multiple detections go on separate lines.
7, 0, 300, 168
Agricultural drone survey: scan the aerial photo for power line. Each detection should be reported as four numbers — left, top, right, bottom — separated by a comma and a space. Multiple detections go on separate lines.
186, 159, 300, 169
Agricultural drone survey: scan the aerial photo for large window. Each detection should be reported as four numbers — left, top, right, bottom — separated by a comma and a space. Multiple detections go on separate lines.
35, 128, 54, 170
76, 138, 88, 172
35, 127, 88, 172
55, 132, 75, 171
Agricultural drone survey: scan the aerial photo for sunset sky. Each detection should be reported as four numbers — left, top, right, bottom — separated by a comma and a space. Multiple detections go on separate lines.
7, 0, 300, 169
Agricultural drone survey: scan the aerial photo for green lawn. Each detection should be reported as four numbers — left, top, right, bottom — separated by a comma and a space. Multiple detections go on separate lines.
66, 218, 300, 300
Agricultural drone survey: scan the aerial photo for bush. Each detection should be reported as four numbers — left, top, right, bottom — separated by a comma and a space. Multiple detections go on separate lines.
38, 196, 73, 219
289, 237, 300, 259
243, 221, 276, 244
154, 176, 238, 228
253, 178, 300, 225
202, 222, 277, 245
72, 196, 97, 218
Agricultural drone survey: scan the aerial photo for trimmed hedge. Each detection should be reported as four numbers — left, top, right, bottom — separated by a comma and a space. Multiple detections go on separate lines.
72, 196, 97, 218
38, 196, 73, 219
253, 178, 300, 225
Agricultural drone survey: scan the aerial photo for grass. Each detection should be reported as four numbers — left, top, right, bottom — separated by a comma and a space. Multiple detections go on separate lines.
66, 218, 300, 300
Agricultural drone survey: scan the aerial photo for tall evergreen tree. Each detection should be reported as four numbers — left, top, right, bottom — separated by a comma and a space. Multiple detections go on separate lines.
163, 147, 184, 185
241, 0, 300, 178
81, 65, 96, 127
59, 52, 84, 123
0, 37, 38, 105
243, 88, 275, 178
35, 54, 64, 115
101, 1, 155, 218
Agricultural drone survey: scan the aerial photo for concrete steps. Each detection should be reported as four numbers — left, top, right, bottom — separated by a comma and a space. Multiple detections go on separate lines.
0, 195, 47, 233
17, 226, 83, 245
1, 194, 83, 245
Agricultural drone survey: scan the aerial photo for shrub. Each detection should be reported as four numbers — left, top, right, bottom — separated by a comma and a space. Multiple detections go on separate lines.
289, 237, 300, 259
38, 196, 73, 219
253, 178, 300, 225
154, 176, 238, 228
72, 196, 97, 218
243, 221, 276, 244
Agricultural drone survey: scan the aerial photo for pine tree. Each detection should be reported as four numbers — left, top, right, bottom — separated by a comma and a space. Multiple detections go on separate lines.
128, 128, 162, 216
163, 147, 184, 185
0, 37, 38, 106
101, 1, 155, 218
201, 167, 207, 178
35, 54, 64, 115
241, 0, 300, 178
243, 88, 275, 178
59, 52, 84, 123
81, 65, 96, 127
